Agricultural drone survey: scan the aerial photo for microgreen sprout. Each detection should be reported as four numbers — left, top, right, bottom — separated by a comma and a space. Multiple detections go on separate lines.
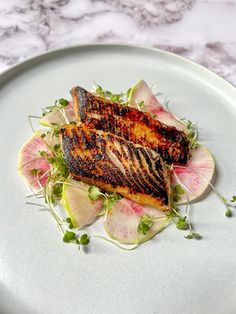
230, 196, 236, 203
137, 100, 145, 111
63, 231, 90, 249
66, 217, 74, 229
88, 186, 105, 201
42, 98, 69, 116
94, 84, 131, 105
176, 216, 189, 230
168, 183, 201, 240
88, 186, 122, 213
30, 168, 42, 176
137, 215, 153, 235
181, 119, 199, 148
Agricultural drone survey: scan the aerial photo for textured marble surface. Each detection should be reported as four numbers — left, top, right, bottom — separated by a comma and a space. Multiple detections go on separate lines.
0, 0, 236, 84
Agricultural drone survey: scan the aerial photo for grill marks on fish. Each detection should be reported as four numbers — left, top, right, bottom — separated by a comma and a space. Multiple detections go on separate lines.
71, 86, 190, 165
60, 124, 171, 210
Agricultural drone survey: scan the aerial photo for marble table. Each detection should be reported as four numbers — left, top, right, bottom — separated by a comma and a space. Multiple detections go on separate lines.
0, 0, 235, 84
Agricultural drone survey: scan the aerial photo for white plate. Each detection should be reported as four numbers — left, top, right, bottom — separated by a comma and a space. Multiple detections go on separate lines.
0, 44, 236, 314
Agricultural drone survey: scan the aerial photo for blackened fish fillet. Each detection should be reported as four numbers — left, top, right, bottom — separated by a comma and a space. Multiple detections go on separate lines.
71, 86, 190, 165
60, 124, 171, 211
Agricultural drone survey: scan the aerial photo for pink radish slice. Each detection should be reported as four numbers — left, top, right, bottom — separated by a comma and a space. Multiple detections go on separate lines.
129, 80, 187, 131
40, 101, 76, 127
172, 145, 215, 204
104, 198, 168, 244
18, 132, 51, 190
62, 179, 103, 229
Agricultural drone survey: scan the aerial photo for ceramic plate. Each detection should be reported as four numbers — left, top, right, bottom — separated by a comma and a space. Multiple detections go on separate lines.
0, 44, 236, 314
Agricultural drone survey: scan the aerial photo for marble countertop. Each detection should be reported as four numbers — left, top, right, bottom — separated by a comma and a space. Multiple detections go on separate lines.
0, 0, 236, 85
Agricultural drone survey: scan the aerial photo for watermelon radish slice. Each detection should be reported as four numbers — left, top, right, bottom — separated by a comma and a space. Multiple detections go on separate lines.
172, 145, 215, 204
129, 80, 187, 131
62, 178, 103, 229
104, 198, 168, 244
18, 131, 51, 190
40, 102, 75, 127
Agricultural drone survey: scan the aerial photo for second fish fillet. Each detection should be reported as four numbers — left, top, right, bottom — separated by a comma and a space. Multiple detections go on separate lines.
71, 86, 190, 165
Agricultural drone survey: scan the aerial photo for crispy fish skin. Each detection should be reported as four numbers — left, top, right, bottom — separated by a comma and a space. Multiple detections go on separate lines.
60, 124, 171, 211
71, 86, 190, 165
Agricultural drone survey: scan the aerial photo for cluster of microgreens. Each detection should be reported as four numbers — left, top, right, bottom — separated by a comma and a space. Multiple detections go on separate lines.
24, 85, 236, 252
88, 185, 122, 217
27, 98, 90, 251
95, 84, 131, 105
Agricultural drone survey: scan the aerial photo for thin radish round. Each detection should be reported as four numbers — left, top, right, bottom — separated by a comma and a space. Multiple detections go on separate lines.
172, 145, 215, 204
40, 102, 75, 127
129, 79, 187, 131
18, 131, 51, 190
62, 178, 103, 228
104, 198, 168, 244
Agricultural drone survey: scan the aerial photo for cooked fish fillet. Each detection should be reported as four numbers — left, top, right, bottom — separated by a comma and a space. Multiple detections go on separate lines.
60, 124, 171, 211
71, 86, 190, 165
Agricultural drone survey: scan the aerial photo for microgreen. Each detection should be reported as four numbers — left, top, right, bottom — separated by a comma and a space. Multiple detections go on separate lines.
103, 193, 122, 211
88, 186, 105, 201
230, 196, 236, 203
88, 186, 122, 212
137, 215, 153, 235
42, 98, 69, 117
65, 217, 74, 229
63, 230, 76, 243
137, 100, 145, 111
185, 232, 201, 240
30, 168, 42, 176
181, 119, 198, 148
94, 84, 131, 105
63, 230, 90, 249
225, 207, 232, 217
176, 216, 189, 230
174, 184, 185, 195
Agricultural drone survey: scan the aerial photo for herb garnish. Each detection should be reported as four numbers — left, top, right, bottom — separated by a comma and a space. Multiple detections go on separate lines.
63, 230, 90, 249
137, 215, 153, 235
94, 84, 131, 105
88, 186, 122, 213
42, 98, 69, 116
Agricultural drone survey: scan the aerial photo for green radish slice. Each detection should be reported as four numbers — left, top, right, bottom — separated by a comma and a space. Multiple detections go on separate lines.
172, 145, 215, 204
129, 80, 187, 131
62, 178, 103, 229
18, 131, 51, 190
40, 102, 75, 127
104, 198, 168, 244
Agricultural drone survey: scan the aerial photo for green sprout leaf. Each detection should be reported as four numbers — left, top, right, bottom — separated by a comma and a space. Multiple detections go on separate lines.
42, 98, 69, 116
88, 186, 104, 201
30, 168, 42, 176
174, 184, 185, 195
94, 83, 130, 105
176, 216, 189, 230
137, 215, 153, 235
103, 193, 122, 211
230, 196, 236, 203
79, 234, 90, 245
63, 231, 76, 243
225, 207, 232, 217
172, 195, 181, 203
137, 100, 145, 110
65, 217, 74, 229
58, 98, 69, 108
185, 232, 201, 240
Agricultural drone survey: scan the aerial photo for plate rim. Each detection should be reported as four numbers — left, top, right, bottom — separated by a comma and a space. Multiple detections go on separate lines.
0, 42, 235, 95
